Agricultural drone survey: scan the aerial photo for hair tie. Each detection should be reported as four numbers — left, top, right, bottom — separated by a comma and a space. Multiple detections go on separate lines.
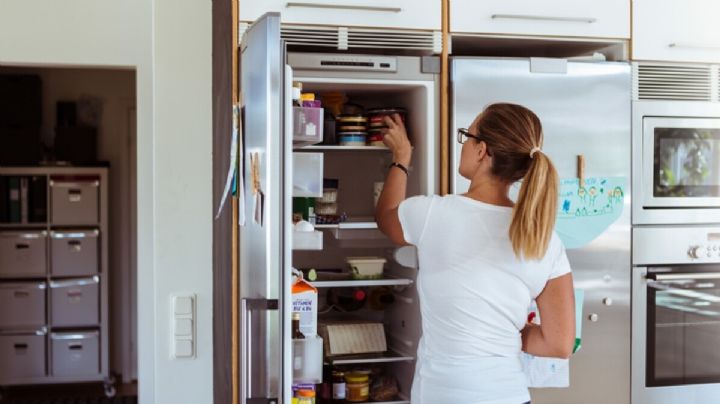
529, 147, 542, 159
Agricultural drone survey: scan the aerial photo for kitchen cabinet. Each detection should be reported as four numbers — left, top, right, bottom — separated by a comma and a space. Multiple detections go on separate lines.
451, 0, 629, 39
633, 0, 720, 63
240, 0, 441, 30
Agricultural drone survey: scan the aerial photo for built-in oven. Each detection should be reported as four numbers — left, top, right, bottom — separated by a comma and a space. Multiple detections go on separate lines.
633, 101, 720, 224
632, 226, 720, 404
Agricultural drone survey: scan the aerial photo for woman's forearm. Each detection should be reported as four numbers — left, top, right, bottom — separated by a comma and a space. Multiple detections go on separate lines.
376, 163, 408, 228
521, 323, 573, 359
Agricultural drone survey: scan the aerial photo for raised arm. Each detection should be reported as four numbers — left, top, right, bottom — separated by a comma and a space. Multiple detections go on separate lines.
375, 114, 412, 246
521, 273, 576, 358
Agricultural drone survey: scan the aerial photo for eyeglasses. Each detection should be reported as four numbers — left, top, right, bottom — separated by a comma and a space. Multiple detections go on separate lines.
457, 128, 483, 144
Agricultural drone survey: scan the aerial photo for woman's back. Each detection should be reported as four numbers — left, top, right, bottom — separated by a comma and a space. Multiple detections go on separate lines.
399, 194, 571, 403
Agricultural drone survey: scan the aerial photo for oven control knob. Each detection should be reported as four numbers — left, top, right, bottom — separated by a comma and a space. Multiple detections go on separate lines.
588, 313, 599, 322
688, 246, 702, 259
603, 298, 613, 306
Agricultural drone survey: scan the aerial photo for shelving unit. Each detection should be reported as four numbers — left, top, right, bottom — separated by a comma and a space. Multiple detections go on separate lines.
0, 166, 113, 396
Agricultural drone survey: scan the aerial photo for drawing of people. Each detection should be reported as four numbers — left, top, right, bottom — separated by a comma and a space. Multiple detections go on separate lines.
577, 187, 588, 203
588, 186, 598, 206
611, 186, 624, 204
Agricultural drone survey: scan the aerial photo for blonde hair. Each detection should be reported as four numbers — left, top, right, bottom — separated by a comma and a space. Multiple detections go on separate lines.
472, 103, 559, 260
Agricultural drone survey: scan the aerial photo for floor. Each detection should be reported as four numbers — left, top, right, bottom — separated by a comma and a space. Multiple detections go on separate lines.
0, 383, 137, 404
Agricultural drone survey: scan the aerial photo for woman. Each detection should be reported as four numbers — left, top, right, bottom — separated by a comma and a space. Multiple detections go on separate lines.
375, 103, 576, 404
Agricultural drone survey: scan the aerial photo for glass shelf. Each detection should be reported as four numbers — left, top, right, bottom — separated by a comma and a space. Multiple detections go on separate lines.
300, 145, 390, 151
310, 277, 413, 288
326, 349, 415, 366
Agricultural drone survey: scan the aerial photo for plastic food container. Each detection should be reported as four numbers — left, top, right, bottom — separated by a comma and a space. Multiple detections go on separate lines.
338, 134, 367, 146
346, 257, 386, 279
315, 202, 338, 215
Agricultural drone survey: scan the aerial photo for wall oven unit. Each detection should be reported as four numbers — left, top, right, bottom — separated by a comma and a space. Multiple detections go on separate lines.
632, 226, 720, 404
633, 101, 720, 225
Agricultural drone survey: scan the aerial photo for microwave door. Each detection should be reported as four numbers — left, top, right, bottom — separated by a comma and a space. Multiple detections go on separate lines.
642, 117, 720, 209
239, 12, 289, 404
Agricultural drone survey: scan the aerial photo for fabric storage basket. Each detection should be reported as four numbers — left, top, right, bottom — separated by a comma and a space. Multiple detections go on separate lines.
50, 277, 99, 327
0, 231, 47, 278
0, 282, 46, 328
50, 176, 100, 226
0, 329, 47, 381
51, 230, 99, 277
51, 331, 100, 377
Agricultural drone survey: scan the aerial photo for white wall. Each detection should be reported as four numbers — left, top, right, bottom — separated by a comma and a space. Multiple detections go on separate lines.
0, 1, 214, 403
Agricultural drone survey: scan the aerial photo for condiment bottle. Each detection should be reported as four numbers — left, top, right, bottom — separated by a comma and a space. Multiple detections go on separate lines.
345, 372, 370, 402
296, 389, 315, 404
292, 312, 305, 339
332, 370, 346, 402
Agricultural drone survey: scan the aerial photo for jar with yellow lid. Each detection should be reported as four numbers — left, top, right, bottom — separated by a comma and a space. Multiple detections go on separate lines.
345, 372, 370, 402
296, 389, 315, 404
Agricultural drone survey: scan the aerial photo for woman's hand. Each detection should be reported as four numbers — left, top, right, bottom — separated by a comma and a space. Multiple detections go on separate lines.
382, 114, 412, 167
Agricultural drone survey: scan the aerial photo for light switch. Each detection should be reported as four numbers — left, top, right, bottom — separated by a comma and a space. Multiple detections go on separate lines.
174, 296, 193, 315
174, 339, 193, 358
175, 318, 193, 336
172, 294, 195, 359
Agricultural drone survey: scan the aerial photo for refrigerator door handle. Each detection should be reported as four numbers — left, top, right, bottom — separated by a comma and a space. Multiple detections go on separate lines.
241, 298, 279, 404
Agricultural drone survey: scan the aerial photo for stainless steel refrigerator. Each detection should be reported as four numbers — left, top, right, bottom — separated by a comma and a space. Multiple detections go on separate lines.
451, 57, 632, 404
240, 13, 439, 403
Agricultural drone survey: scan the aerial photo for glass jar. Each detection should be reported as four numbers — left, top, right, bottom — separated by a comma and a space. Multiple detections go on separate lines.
296, 389, 315, 404
332, 370, 346, 400
345, 372, 370, 402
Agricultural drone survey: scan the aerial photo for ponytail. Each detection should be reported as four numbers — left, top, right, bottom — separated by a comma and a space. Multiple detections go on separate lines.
509, 152, 559, 260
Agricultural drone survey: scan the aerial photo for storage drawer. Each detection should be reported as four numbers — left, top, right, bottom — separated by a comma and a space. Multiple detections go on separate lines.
240, 0, 441, 30
451, 0, 630, 39
633, 0, 720, 63
0, 329, 47, 381
0, 282, 46, 328
50, 277, 99, 327
51, 230, 99, 277
50, 177, 100, 226
51, 331, 100, 377
0, 231, 48, 278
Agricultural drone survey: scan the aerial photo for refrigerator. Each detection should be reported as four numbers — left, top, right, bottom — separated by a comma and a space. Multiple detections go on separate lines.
240, 13, 438, 403
451, 57, 632, 404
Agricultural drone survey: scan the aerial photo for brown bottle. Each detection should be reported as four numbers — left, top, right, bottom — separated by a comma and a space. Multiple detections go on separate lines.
292, 312, 305, 339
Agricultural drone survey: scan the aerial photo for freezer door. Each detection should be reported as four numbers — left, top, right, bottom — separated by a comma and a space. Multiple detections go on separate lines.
239, 12, 291, 404
451, 58, 631, 404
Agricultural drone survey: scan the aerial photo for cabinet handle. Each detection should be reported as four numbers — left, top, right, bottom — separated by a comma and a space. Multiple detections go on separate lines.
13, 343, 28, 350
68, 189, 82, 203
669, 42, 720, 51
68, 343, 84, 350
286, 2, 402, 13
13, 291, 30, 298
68, 240, 82, 252
491, 14, 597, 24
15, 243, 30, 250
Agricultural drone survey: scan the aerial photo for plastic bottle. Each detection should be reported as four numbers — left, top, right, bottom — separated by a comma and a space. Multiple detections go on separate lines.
367, 287, 395, 311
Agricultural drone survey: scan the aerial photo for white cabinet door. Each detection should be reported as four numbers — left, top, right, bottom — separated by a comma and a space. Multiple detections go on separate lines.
240, 0, 441, 30
451, 0, 629, 38
633, 0, 720, 63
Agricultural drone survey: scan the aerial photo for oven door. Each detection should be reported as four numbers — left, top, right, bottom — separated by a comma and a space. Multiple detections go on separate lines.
642, 117, 720, 209
632, 266, 720, 404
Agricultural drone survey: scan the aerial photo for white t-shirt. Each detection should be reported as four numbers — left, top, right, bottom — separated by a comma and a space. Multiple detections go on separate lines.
398, 194, 572, 404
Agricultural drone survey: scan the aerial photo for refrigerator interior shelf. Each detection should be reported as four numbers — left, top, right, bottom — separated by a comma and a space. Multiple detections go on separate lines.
310, 277, 413, 288
326, 349, 415, 365
301, 145, 390, 152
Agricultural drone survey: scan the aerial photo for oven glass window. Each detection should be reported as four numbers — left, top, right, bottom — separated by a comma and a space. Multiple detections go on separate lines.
647, 274, 720, 386
654, 127, 720, 198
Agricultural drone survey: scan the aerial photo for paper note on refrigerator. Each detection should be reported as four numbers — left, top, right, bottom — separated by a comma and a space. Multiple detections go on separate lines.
555, 177, 626, 249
